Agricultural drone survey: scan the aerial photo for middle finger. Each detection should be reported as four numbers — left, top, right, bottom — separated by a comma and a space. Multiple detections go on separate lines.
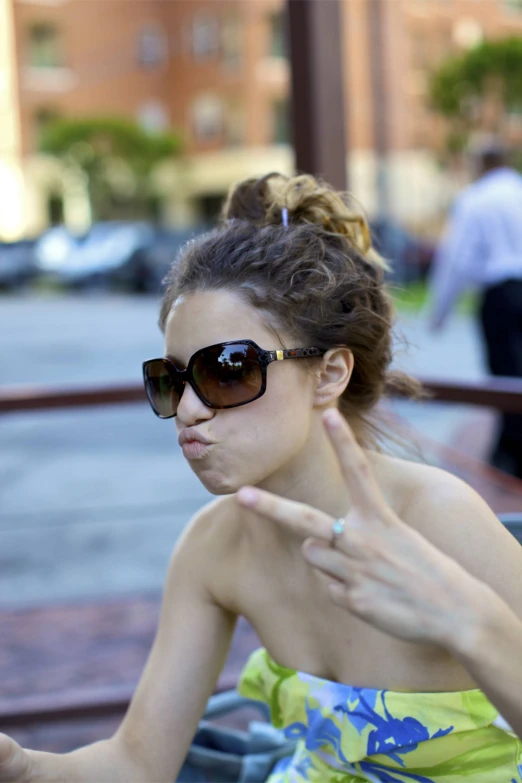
323, 410, 387, 521
302, 539, 360, 583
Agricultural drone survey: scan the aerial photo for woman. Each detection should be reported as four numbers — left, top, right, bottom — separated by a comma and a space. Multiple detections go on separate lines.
1, 173, 521, 782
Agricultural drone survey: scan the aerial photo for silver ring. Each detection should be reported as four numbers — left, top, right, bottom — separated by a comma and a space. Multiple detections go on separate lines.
330, 517, 345, 547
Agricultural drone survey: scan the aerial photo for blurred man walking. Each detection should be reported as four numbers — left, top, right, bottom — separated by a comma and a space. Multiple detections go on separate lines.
428, 143, 522, 478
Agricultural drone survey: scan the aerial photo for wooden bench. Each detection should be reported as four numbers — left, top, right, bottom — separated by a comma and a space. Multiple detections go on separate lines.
0, 597, 261, 752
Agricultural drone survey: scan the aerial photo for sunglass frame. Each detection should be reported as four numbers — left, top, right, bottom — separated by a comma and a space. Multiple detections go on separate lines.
142, 339, 325, 419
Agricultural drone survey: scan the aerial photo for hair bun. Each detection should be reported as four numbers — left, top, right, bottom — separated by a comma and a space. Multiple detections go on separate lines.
221, 175, 273, 227
222, 172, 386, 270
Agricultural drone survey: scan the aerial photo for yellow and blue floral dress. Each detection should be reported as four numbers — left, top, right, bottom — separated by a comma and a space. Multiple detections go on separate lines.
238, 648, 522, 783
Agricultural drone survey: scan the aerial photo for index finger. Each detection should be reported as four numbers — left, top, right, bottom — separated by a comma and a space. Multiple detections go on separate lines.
323, 409, 388, 521
236, 486, 334, 542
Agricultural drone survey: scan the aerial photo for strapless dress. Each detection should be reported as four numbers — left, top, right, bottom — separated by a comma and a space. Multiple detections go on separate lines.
238, 647, 522, 782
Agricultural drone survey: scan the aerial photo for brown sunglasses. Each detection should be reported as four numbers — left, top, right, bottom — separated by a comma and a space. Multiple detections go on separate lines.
142, 339, 325, 419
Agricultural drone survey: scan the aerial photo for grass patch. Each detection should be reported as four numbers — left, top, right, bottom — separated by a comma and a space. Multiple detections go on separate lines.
389, 281, 428, 312
389, 280, 477, 315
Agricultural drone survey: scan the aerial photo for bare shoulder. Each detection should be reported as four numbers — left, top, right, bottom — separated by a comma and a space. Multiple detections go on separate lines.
376, 454, 522, 614
173, 495, 241, 558
167, 494, 244, 606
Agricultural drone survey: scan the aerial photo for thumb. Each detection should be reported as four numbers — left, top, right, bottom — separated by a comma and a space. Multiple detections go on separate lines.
0, 734, 32, 782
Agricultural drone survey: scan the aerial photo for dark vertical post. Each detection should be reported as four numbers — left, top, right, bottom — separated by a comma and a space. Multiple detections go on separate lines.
287, 0, 347, 190
368, 0, 389, 216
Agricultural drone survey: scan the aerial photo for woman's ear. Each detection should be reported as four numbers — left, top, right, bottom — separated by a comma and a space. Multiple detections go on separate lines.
313, 348, 354, 406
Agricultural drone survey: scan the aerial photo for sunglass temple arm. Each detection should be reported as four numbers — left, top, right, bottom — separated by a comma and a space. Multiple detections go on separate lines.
265, 347, 324, 364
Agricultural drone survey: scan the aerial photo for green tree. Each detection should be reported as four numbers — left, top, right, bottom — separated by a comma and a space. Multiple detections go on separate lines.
41, 116, 183, 221
429, 37, 522, 155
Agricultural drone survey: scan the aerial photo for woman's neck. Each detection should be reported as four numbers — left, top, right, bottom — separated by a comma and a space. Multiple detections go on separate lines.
252, 416, 356, 549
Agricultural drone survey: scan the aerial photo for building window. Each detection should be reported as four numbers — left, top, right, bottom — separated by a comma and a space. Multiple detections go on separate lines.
137, 101, 169, 133
191, 15, 219, 60
272, 98, 290, 144
34, 107, 60, 149
192, 94, 223, 141
225, 101, 245, 146
452, 19, 483, 50
409, 24, 455, 72
221, 15, 242, 71
269, 11, 287, 58
28, 24, 62, 68
137, 24, 167, 68
410, 31, 429, 71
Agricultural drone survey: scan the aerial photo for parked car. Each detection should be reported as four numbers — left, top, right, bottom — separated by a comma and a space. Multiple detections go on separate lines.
35, 222, 151, 290
34, 226, 81, 277
34, 222, 204, 293
0, 239, 38, 290
128, 228, 202, 293
370, 218, 435, 283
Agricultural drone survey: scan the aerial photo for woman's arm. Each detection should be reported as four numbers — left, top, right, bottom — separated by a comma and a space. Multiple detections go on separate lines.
0, 502, 237, 782
448, 585, 522, 739
111, 505, 237, 782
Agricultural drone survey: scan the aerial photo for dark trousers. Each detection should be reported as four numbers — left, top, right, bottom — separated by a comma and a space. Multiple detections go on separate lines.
480, 278, 522, 478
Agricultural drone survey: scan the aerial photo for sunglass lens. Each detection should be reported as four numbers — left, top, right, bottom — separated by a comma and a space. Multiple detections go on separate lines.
143, 359, 181, 418
192, 343, 263, 408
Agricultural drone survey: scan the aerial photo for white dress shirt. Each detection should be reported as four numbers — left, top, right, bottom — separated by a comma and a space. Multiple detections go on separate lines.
428, 167, 522, 328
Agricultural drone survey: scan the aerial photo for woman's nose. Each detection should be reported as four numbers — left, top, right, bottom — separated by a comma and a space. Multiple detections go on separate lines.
176, 382, 214, 427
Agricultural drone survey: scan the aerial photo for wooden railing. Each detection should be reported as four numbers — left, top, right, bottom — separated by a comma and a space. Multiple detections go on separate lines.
0, 383, 147, 413
3, 375, 522, 413
0, 685, 133, 727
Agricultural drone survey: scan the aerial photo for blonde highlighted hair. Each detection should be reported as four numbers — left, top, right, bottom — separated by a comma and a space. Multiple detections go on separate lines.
222, 172, 387, 271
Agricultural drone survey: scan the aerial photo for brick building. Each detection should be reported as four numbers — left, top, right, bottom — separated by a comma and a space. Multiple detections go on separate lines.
1, 0, 522, 239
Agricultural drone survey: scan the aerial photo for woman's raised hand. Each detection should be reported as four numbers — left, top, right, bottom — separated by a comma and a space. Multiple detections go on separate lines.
236, 408, 496, 649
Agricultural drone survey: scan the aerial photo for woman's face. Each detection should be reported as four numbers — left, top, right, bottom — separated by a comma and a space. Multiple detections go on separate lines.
164, 289, 319, 494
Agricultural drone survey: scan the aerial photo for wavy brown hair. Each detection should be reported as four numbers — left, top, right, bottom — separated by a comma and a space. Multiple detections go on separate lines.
160, 173, 423, 448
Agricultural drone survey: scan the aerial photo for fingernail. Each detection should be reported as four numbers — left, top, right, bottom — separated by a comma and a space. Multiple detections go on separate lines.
302, 539, 326, 558
304, 545, 321, 561
237, 487, 258, 507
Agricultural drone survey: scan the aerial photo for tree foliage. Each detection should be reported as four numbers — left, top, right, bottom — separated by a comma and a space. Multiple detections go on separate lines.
429, 37, 522, 152
41, 117, 183, 220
